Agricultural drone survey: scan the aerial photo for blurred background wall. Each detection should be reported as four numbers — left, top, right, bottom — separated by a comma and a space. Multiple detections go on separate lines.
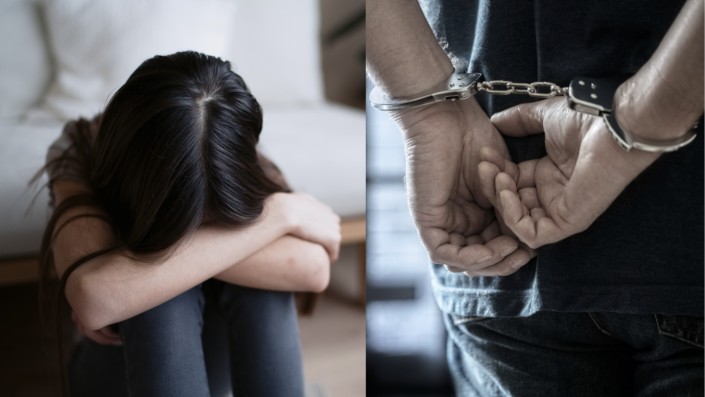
366, 78, 455, 396
320, 0, 366, 110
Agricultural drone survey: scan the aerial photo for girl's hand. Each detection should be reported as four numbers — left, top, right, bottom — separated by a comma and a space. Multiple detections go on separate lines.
267, 192, 341, 262
71, 310, 122, 346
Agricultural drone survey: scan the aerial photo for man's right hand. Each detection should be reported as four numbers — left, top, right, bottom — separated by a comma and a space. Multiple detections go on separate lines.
391, 98, 534, 276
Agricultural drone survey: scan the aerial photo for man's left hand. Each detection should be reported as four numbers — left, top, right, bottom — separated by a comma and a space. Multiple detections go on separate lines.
478, 97, 660, 249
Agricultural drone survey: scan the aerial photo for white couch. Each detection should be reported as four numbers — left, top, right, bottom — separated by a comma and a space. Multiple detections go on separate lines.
0, 0, 365, 259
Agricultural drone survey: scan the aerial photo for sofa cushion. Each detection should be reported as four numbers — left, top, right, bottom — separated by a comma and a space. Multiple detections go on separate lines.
0, 0, 51, 120
224, 0, 325, 108
0, 120, 64, 257
31, 0, 235, 121
258, 103, 365, 218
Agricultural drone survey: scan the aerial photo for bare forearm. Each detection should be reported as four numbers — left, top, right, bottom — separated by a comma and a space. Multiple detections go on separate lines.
366, 0, 453, 97
616, 0, 704, 139
67, 220, 291, 330
214, 235, 330, 292
53, 181, 294, 330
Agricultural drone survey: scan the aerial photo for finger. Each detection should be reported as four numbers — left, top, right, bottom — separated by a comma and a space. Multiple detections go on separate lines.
465, 235, 485, 246
75, 321, 121, 345
530, 208, 546, 222
449, 233, 467, 246
498, 190, 564, 249
463, 247, 532, 277
490, 101, 550, 137
478, 161, 502, 207
482, 234, 520, 264
518, 188, 540, 210
444, 265, 467, 273
329, 242, 340, 263
525, 244, 538, 258
478, 219, 501, 243
479, 147, 506, 170
497, 189, 535, 238
503, 160, 519, 183
88, 329, 122, 345
494, 173, 525, 229
516, 160, 539, 190
495, 172, 518, 195
477, 147, 519, 183
447, 234, 520, 273
325, 231, 341, 262
430, 241, 494, 268
98, 326, 120, 339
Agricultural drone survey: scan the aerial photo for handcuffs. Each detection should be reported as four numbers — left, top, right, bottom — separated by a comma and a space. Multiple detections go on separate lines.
369, 71, 698, 152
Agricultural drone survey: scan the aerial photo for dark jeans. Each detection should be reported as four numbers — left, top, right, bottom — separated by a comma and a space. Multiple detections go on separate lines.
69, 280, 304, 397
445, 311, 704, 397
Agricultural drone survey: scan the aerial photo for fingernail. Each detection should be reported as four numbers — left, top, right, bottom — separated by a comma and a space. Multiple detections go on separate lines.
511, 259, 528, 269
501, 247, 516, 257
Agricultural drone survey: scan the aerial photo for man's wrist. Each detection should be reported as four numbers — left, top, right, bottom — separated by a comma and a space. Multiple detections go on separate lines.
614, 70, 701, 141
373, 59, 454, 99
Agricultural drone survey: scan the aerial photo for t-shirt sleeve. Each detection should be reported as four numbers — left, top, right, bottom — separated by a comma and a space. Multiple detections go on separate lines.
45, 121, 83, 183
45, 115, 101, 184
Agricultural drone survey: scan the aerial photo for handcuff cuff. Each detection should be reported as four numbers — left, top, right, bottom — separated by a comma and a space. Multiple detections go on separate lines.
369, 71, 698, 152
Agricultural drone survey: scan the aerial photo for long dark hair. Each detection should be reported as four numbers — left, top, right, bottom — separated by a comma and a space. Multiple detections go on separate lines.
39, 51, 288, 395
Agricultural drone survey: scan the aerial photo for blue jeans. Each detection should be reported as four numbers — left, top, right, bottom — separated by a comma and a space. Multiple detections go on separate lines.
69, 280, 304, 397
445, 311, 704, 397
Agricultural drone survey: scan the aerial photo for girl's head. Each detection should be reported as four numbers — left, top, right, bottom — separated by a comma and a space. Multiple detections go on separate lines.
91, 51, 284, 255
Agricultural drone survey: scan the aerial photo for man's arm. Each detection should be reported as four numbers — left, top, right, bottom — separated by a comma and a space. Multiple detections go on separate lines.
615, 0, 704, 140
481, 0, 703, 248
54, 180, 339, 330
367, 0, 533, 275
366, 0, 453, 97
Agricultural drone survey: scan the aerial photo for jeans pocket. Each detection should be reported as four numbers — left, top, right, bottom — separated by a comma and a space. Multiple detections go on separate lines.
654, 314, 704, 348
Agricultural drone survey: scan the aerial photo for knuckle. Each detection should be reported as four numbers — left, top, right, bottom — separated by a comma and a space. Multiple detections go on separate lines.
526, 240, 541, 250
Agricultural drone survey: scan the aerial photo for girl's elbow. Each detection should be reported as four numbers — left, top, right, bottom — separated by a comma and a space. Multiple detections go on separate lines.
65, 274, 114, 330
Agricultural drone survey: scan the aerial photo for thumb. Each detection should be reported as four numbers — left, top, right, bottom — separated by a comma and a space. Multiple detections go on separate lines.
490, 100, 550, 137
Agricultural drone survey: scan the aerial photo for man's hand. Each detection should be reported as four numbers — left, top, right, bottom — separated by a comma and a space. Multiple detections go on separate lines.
393, 98, 534, 276
478, 97, 660, 249
72, 310, 122, 346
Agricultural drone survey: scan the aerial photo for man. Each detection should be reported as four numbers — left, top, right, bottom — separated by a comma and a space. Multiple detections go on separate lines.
367, 0, 703, 395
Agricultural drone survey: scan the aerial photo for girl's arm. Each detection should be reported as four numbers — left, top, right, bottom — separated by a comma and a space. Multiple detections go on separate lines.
53, 180, 339, 331
214, 235, 330, 293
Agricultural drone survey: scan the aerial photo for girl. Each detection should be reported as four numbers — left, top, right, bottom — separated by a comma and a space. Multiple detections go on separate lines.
41, 51, 341, 396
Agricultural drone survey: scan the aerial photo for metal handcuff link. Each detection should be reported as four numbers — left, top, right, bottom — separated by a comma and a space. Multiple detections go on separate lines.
369, 71, 698, 152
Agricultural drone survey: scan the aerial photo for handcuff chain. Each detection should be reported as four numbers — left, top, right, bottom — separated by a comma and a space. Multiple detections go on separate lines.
477, 80, 568, 98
